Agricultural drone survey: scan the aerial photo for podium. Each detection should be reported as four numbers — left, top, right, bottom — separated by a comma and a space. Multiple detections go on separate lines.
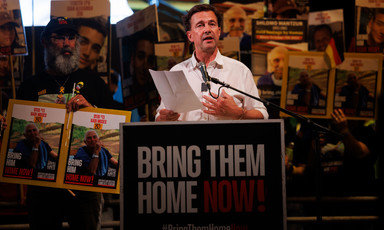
120, 120, 286, 230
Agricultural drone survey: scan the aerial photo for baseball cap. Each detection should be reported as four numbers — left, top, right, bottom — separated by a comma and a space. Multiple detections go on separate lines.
0, 11, 19, 27
41, 17, 78, 39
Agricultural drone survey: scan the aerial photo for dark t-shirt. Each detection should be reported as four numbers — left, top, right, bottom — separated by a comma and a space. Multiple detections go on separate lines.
17, 68, 118, 109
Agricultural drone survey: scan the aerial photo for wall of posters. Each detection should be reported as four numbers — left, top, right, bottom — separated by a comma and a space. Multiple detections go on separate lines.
0, 99, 131, 194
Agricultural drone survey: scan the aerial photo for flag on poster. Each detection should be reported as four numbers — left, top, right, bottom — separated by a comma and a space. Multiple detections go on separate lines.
324, 37, 344, 68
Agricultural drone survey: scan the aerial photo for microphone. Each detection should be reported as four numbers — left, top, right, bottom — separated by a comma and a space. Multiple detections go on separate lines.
198, 62, 211, 90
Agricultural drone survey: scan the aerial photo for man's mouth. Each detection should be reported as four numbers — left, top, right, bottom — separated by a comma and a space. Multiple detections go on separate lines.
203, 36, 214, 42
61, 48, 73, 56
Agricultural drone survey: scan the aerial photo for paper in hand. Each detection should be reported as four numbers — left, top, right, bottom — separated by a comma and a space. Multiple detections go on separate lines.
149, 69, 204, 113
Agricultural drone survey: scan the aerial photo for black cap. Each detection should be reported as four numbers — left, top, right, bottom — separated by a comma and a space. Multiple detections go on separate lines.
41, 17, 77, 39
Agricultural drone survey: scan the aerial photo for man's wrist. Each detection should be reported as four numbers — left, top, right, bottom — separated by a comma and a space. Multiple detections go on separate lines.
32, 147, 39, 151
92, 154, 99, 158
238, 107, 246, 120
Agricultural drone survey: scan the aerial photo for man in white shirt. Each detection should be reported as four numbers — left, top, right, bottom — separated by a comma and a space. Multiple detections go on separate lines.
156, 4, 268, 121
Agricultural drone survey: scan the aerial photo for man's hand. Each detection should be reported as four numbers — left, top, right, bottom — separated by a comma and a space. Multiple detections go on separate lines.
202, 90, 243, 119
156, 109, 180, 121
66, 95, 92, 112
331, 109, 349, 135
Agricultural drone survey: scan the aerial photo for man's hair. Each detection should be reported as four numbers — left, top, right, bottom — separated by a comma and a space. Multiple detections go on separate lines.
84, 129, 99, 141
313, 24, 332, 37
182, 4, 222, 32
74, 16, 108, 38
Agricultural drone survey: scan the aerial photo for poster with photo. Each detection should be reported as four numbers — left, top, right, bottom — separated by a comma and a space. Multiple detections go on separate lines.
155, 42, 190, 71
51, 0, 111, 80
0, 100, 67, 188
252, 18, 307, 118
308, 9, 345, 52
211, 0, 265, 69
0, 0, 28, 56
333, 53, 382, 119
116, 5, 160, 121
0, 100, 131, 194
354, 0, 384, 53
62, 107, 130, 193
281, 51, 333, 118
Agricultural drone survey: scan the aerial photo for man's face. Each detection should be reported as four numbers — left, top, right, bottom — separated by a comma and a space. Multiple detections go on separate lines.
133, 39, 155, 86
369, 13, 384, 45
45, 31, 80, 75
299, 72, 310, 84
85, 131, 99, 148
314, 28, 331, 51
226, 9, 246, 37
269, 51, 285, 79
78, 26, 105, 70
0, 56, 9, 77
24, 124, 39, 141
187, 11, 221, 54
0, 23, 15, 47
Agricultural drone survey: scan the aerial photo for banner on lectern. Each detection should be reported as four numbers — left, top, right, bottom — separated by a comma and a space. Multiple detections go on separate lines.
120, 120, 286, 230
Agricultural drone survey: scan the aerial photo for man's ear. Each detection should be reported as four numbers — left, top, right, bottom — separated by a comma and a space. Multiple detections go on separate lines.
186, 31, 193, 43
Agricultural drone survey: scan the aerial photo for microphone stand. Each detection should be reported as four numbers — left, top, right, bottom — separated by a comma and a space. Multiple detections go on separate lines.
210, 76, 343, 228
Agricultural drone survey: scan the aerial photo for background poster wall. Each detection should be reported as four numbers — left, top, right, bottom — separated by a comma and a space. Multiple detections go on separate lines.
281, 51, 333, 118
120, 120, 286, 230
333, 53, 382, 119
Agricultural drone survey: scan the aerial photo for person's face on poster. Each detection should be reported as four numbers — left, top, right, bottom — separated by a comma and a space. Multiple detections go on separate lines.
226, 7, 246, 37
346, 73, 359, 88
314, 27, 331, 51
24, 124, 39, 142
299, 71, 310, 86
0, 23, 16, 47
133, 39, 155, 86
368, 13, 384, 45
84, 130, 99, 148
78, 26, 105, 70
269, 50, 285, 80
187, 11, 221, 55
0, 56, 10, 77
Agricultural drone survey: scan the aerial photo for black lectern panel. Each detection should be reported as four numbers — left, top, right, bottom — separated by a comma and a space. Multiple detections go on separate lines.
120, 120, 286, 230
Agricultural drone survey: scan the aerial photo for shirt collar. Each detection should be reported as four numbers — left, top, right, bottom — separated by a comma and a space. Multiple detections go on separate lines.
192, 49, 224, 69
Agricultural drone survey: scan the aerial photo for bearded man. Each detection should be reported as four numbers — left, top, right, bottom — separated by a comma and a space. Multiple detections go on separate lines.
16, 17, 118, 230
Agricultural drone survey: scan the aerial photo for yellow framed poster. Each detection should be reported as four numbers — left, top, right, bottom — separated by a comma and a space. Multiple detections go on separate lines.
280, 51, 334, 118
0, 99, 131, 194
333, 52, 382, 120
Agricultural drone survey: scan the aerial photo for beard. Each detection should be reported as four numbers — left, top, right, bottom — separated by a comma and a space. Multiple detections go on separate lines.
44, 40, 80, 76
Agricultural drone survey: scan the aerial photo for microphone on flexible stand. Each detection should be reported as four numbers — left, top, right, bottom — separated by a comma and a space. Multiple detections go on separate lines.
198, 62, 211, 91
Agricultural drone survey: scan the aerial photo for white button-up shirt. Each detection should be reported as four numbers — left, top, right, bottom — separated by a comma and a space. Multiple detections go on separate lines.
156, 50, 269, 121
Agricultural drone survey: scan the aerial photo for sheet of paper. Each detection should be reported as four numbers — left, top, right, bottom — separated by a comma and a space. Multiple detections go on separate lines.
149, 69, 205, 113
